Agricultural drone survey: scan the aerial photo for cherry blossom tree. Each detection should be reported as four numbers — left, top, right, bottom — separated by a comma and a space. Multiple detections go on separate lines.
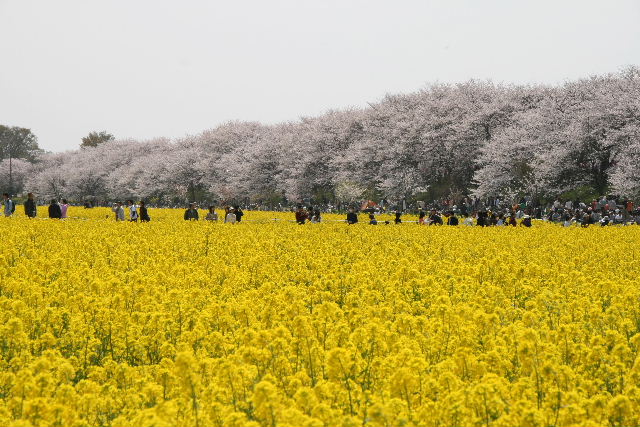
22, 67, 640, 205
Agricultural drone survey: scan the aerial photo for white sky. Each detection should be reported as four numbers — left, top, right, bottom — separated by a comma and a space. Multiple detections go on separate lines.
1, 0, 639, 152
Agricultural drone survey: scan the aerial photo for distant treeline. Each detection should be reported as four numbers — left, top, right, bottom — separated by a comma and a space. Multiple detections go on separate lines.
6, 67, 640, 206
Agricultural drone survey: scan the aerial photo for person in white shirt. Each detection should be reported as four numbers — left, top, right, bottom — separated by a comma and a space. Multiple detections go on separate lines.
3, 193, 14, 217
225, 207, 237, 224
127, 200, 139, 222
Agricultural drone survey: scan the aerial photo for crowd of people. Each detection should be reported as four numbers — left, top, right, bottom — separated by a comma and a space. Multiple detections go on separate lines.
437, 195, 640, 227
291, 194, 640, 227
291, 205, 534, 226
3, 192, 640, 228
183, 204, 245, 223
2, 193, 71, 219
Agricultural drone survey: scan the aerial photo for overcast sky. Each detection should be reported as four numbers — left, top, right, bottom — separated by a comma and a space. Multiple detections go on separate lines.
1, 0, 639, 152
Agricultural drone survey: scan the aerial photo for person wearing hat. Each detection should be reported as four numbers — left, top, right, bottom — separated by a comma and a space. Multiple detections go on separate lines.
520, 214, 532, 227
225, 207, 237, 224
295, 205, 308, 225
112, 201, 125, 221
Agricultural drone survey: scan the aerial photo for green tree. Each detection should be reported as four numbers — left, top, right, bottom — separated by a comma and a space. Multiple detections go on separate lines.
0, 125, 42, 194
81, 131, 114, 149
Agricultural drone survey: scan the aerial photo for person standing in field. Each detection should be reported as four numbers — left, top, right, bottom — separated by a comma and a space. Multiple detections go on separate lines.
112, 201, 125, 221
127, 200, 139, 222
418, 210, 426, 225
48, 199, 62, 219
369, 213, 377, 225
24, 192, 37, 218
295, 205, 308, 224
205, 206, 218, 221
184, 203, 199, 221
139, 201, 151, 222
225, 207, 237, 224
234, 205, 244, 223
394, 211, 402, 224
3, 193, 15, 217
60, 199, 69, 219
447, 211, 459, 226
626, 200, 634, 214
346, 207, 358, 225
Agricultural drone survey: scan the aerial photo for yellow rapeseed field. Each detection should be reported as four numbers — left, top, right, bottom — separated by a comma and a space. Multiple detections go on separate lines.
1, 208, 640, 427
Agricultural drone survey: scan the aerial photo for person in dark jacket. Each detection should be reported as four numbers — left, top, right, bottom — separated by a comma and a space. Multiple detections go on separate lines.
48, 199, 62, 219
447, 212, 459, 226
346, 208, 358, 225
139, 201, 151, 222
429, 209, 443, 225
394, 211, 402, 224
476, 210, 487, 227
24, 192, 37, 218
234, 205, 244, 222
184, 203, 199, 221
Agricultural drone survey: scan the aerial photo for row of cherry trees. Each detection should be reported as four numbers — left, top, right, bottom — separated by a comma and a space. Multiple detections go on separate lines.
19, 67, 640, 205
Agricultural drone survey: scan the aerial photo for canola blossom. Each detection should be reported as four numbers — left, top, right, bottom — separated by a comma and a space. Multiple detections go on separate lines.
1, 208, 640, 427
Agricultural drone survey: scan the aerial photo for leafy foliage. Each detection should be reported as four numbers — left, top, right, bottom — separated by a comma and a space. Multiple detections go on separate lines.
0, 125, 41, 162
80, 131, 115, 149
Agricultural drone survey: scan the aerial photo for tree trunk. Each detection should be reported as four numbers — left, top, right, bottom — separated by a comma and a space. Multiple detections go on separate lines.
8, 155, 12, 196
